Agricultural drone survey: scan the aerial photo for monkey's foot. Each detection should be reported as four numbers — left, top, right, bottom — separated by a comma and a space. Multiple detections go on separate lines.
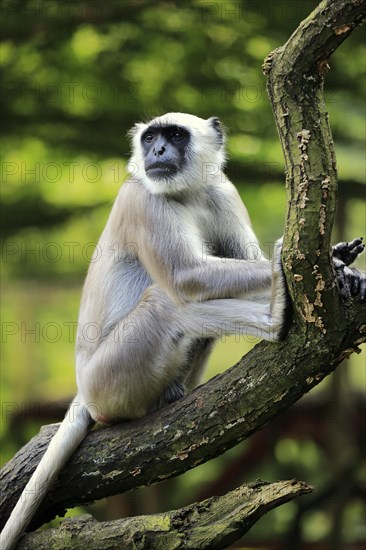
335, 265, 366, 302
332, 237, 365, 302
158, 381, 185, 409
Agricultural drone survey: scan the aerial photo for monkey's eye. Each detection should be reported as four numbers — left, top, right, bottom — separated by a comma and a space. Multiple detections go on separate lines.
143, 133, 155, 143
172, 131, 185, 142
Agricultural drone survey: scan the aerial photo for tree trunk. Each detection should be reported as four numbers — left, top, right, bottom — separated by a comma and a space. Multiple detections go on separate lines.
1, 0, 365, 548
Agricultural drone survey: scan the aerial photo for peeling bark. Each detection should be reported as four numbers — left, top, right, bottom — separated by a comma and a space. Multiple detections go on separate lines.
264, 0, 366, 340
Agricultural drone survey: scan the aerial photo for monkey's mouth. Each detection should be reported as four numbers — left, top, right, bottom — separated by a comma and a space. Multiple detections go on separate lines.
145, 161, 178, 180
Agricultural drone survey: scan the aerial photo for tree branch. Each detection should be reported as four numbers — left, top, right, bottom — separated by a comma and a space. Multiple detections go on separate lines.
1, 300, 364, 531
264, 0, 366, 332
17, 480, 312, 550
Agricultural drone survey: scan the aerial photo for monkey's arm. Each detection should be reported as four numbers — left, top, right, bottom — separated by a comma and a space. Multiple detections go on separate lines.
136, 195, 272, 303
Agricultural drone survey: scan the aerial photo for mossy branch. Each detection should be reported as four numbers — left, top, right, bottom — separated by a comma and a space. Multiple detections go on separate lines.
17, 480, 311, 550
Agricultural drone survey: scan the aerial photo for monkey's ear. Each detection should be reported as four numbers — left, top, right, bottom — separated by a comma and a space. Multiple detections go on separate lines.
208, 116, 226, 148
127, 122, 146, 140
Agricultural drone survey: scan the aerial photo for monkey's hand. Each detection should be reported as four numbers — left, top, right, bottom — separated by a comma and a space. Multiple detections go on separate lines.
332, 238, 366, 302
332, 237, 364, 267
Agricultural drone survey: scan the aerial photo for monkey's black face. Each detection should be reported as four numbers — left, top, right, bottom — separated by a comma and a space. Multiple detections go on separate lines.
141, 125, 190, 180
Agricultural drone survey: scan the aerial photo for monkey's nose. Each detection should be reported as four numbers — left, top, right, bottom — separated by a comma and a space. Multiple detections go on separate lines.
153, 145, 166, 156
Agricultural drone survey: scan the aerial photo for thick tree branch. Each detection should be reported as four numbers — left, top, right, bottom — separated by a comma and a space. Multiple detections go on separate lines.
1, 299, 364, 531
17, 480, 312, 550
1, 0, 365, 544
264, 0, 366, 334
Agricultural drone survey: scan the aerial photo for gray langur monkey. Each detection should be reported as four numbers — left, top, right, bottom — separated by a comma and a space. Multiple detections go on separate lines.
1, 112, 365, 550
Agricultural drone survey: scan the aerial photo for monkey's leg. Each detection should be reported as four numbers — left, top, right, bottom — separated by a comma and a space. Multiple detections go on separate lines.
184, 337, 216, 389
158, 337, 216, 409
184, 238, 289, 342
184, 299, 282, 341
78, 283, 286, 422
77, 287, 205, 421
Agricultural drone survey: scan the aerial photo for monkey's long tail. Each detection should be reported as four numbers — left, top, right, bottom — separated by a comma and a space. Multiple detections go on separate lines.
0, 397, 93, 550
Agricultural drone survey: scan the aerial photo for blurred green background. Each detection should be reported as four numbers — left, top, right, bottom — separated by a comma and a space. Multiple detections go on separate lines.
1, 1, 365, 547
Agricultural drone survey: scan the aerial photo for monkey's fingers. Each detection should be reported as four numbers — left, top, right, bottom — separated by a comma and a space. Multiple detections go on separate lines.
332, 237, 364, 266
346, 237, 365, 264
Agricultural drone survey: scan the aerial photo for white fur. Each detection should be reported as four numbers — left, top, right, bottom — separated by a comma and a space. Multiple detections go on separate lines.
128, 113, 226, 195
1, 113, 289, 549
0, 400, 90, 550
